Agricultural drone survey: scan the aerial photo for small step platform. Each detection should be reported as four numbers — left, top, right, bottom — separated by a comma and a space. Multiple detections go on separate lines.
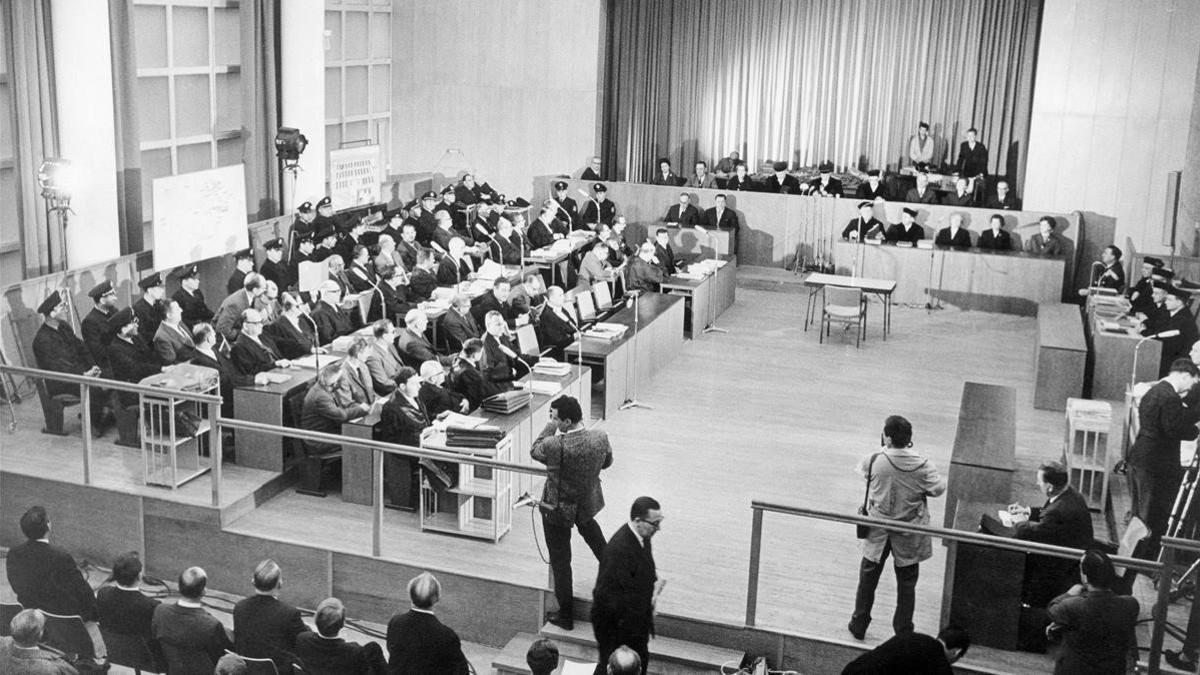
493, 621, 745, 674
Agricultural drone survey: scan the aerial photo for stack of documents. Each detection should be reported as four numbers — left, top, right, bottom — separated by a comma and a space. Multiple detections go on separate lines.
482, 390, 530, 414
518, 379, 563, 396
584, 323, 628, 341
445, 424, 505, 449
533, 359, 572, 377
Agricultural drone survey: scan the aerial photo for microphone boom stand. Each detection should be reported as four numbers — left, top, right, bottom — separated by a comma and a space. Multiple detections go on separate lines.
699, 228, 728, 335
618, 291, 652, 411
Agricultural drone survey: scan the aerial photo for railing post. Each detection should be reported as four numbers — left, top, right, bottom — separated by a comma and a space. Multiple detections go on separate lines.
372, 447, 383, 557
1149, 545, 1177, 675
210, 402, 223, 507
745, 506, 763, 627
80, 383, 93, 484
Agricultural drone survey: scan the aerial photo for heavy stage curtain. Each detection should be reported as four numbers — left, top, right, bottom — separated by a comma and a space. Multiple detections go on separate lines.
602, 0, 1042, 191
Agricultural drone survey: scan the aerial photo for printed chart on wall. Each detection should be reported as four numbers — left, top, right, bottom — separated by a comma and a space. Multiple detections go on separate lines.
329, 145, 381, 209
151, 164, 249, 271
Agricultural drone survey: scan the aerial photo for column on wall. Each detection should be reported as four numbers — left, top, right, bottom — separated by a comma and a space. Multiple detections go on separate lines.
280, 0, 326, 210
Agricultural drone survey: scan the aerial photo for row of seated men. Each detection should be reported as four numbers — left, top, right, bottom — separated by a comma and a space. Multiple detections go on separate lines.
836, 201, 1066, 255
1, 505, 477, 674
1126, 256, 1200, 376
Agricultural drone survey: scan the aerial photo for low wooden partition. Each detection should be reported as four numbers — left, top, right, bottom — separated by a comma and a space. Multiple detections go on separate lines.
944, 382, 1017, 528
532, 176, 1084, 301
1034, 304, 1087, 410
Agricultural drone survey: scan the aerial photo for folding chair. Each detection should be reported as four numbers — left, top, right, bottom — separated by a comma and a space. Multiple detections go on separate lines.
35, 378, 80, 436
225, 649, 281, 675
591, 281, 614, 313
575, 291, 597, 327
0, 601, 22, 636
820, 286, 866, 348
515, 323, 550, 358
39, 611, 95, 661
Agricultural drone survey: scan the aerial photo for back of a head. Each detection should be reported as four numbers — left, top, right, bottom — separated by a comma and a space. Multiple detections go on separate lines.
938, 625, 971, 658
178, 566, 208, 600
111, 551, 144, 587
408, 571, 441, 609
1038, 461, 1069, 490
314, 597, 346, 637
215, 652, 250, 675
252, 559, 283, 592
607, 645, 642, 675
462, 338, 484, 358
19, 505, 49, 540
525, 637, 559, 675
10, 608, 45, 647
549, 395, 583, 425
1080, 549, 1118, 589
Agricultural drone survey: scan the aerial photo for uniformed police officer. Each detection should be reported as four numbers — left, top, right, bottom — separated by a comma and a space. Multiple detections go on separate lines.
171, 264, 213, 327
227, 248, 254, 294
580, 183, 616, 228
259, 237, 292, 291
31, 290, 107, 429
81, 280, 120, 367
133, 272, 166, 344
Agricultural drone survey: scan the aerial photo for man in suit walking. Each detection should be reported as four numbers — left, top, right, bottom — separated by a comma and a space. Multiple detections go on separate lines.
233, 559, 308, 673
1008, 462, 1094, 608
592, 496, 665, 675
386, 572, 470, 674
532, 395, 613, 630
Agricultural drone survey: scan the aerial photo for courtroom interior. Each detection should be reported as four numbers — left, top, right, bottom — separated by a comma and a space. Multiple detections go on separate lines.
4, 0, 1200, 673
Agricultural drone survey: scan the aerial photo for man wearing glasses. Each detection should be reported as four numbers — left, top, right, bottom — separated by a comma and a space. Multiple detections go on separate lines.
591, 496, 665, 675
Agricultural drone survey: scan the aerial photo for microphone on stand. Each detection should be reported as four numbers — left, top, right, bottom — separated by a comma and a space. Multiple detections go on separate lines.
578, 188, 602, 228
300, 311, 322, 370
1132, 329, 1181, 387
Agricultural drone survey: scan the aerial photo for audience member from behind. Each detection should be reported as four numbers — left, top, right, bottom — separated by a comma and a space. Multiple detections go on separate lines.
1047, 550, 1139, 674
5, 507, 100, 642
151, 567, 233, 672
386, 572, 470, 674
96, 551, 160, 659
841, 625, 970, 674
293, 597, 386, 675
525, 637, 559, 675
0, 609, 80, 674
607, 646, 642, 675
232, 559, 307, 673
848, 416, 946, 640
1007, 461, 1094, 608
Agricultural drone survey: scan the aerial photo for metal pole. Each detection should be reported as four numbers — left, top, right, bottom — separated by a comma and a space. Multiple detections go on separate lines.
210, 401, 222, 508
745, 507, 764, 627
81, 384, 93, 484
372, 447, 383, 557
1149, 546, 1175, 674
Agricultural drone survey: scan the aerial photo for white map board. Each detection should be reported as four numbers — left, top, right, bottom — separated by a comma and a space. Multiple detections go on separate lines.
152, 164, 249, 270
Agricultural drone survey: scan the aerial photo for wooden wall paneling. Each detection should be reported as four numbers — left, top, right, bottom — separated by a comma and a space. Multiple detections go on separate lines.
0, 474, 143, 566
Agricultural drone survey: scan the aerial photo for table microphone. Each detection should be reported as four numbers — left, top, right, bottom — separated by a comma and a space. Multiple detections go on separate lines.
578, 188, 602, 227
1132, 329, 1180, 387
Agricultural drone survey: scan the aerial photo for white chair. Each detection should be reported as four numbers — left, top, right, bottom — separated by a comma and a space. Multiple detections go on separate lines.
575, 291, 597, 325
592, 280, 614, 312
820, 286, 866, 347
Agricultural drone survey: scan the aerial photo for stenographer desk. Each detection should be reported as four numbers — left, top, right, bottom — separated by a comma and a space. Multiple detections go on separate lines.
832, 241, 1065, 315
233, 365, 322, 472
659, 256, 737, 337
566, 293, 685, 418
1085, 300, 1160, 401
942, 499, 1025, 650
339, 367, 592, 508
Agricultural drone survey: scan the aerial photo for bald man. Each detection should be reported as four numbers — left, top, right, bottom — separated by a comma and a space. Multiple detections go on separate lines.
386, 573, 470, 674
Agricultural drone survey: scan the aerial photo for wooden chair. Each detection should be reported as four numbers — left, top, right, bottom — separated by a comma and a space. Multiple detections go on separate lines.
35, 378, 80, 436
292, 382, 342, 498
39, 611, 95, 661
101, 626, 164, 673
112, 390, 141, 447
0, 601, 22, 636
820, 286, 866, 348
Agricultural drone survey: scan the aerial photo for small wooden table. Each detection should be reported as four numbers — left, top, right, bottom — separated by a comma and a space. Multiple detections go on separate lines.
802, 272, 897, 338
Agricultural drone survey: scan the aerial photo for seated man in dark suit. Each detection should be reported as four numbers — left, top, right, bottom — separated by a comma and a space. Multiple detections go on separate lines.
294, 598, 386, 675
418, 360, 468, 418
269, 292, 320, 360
628, 243, 667, 293
885, 208, 925, 246
841, 201, 885, 241
482, 310, 530, 387
976, 214, 1014, 251
1007, 461, 1094, 607
1149, 290, 1199, 377
702, 193, 739, 254
233, 559, 309, 673
663, 193, 700, 226
439, 294, 481, 352
807, 161, 843, 197
231, 308, 290, 377
537, 287, 580, 359
191, 322, 264, 417
0, 608, 82, 674
386, 572, 470, 674
470, 278, 529, 329
841, 625, 970, 674
31, 290, 107, 429
984, 179, 1021, 210
408, 249, 440, 303
904, 171, 939, 204
151, 567, 233, 671
106, 307, 166, 407
934, 213, 972, 249
96, 551, 161, 665
300, 365, 369, 496
6, 506, 99, 635
941, 177, 974, 207
855, 169, 890, 201
766, 161, 802, 194
397, 309, 453, 368
310, 281, 356, 345
448, 338, 505, 410
651, 228, 679, 276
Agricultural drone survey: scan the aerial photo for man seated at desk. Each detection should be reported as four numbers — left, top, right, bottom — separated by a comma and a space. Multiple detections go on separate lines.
807, 161, 843, 197
842, 201, 885, 242
652, 228, 680, 276
269, 292, 320, 360
231, 308, 291, 377
436, 237, 476, 286
578, 239, 615, 290
628, 243, 667, 293
440, 293, 482, 353
976, 214, 1013, 251
1005, 461, 1094, 608
408, 250, 440, 303
379, 366, 430, 509
687, 161, 717, 190
191, 323, 267, 418
1085, 245, 1126, 295
1128, 256, 1165, 316
299, 364, 370, 497
725, 162, 756, 192
449, 338, 505, 410
904, 170, 939, 205
472, 278, 529, 329
483, 310, 531, 386
398, 309, 453, 368
419, 361, 468, 417
1144, 288, 1198, 376
1026, 217, 1065, 257
856, 170, 890, 201
538, 287, 581, 359
766, 161, 801, 194
942, 177, 974, 207
664, 193, 700, 226
885, 208, 925, 247
934, 213, 972, 249
984, 179, 1021, 210
366, 319, 405, 395
311, 281, 357, 346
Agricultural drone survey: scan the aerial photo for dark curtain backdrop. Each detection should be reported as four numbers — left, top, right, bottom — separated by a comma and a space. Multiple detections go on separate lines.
109, 0, 143, 256
240, 0, 281, 220
8, 0, 58, 276
602, 0, 1042, 192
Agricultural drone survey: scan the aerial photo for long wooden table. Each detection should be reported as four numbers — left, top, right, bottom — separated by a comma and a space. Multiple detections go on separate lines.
659, 256, 737, 337
943, 382, 1017, 527
532, 176, 1082, 302
566, 293, 685, 418
802, 272, 897, 338
832, 241, 1065, 315
1034, 303, 1086, 411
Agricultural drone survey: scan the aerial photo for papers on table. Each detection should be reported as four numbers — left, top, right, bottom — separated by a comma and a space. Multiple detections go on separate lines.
997, 510, 1028, 528
583, 323, 628, 341
474, 259, 505, 280
533, 359, 572, 377
560, 660, 596, 675
518, 379, 565, 396
329, 335, 356, 353
291, 354, 341, 370
440, 412, 490, 429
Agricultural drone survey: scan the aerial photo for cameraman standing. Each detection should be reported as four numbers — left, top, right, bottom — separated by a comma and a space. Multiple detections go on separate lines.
532, 395, 613, 631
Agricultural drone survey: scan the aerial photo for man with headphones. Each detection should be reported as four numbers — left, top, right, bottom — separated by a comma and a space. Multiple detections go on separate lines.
531, 395, 613, 631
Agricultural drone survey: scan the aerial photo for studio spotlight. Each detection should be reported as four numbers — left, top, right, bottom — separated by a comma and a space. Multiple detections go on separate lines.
274, 127, 308, 165
37, 158, 75, 208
